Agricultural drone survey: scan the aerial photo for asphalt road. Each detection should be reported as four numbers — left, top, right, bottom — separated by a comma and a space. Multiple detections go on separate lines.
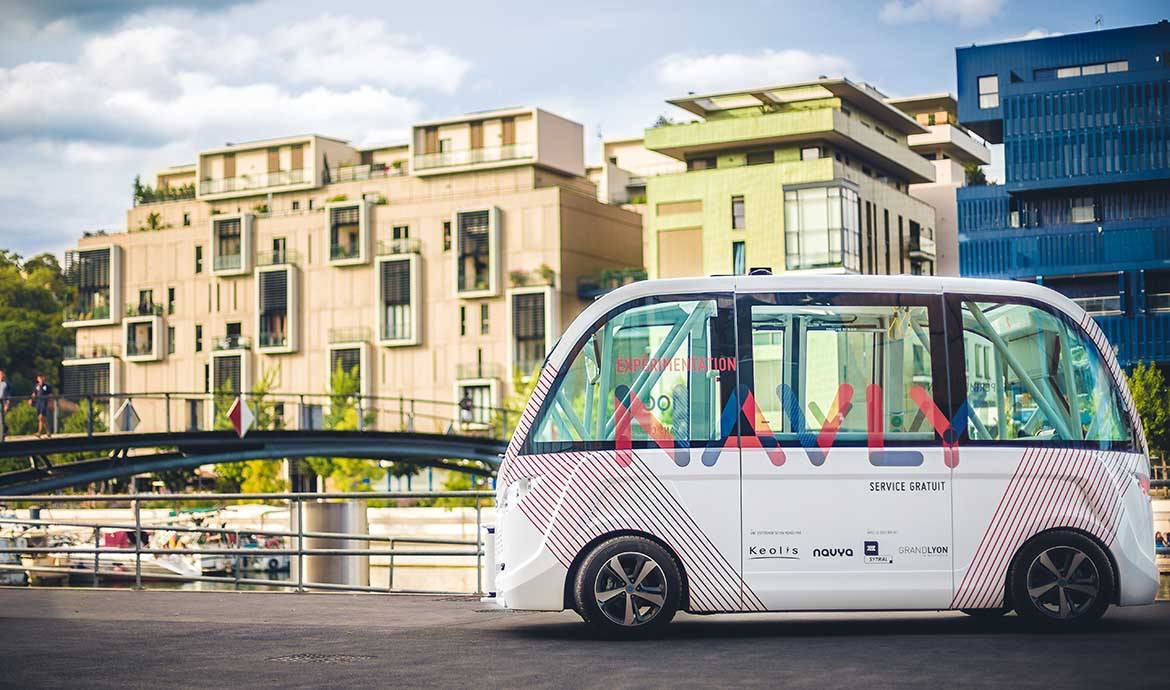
2, 589, 1169, 689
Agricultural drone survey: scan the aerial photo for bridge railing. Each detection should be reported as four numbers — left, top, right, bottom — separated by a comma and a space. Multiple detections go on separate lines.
0, 491, 495, 595
0, 391, 521, 441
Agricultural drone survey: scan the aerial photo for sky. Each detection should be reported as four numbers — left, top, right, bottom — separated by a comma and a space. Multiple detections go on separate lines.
0, 0, 1166, 258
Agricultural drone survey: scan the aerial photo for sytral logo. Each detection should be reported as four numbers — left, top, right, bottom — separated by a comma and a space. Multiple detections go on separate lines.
863, 540, 894, 565
748, 545, 799, 560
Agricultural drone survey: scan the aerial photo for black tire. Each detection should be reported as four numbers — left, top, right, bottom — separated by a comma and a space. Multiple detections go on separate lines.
1008, 530, 1113, 628
960, 608, 1009, 618
574, 536, 681, 638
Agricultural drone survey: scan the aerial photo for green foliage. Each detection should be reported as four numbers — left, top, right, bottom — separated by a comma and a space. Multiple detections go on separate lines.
493, 367, 538, 441
132, 175, 195, 205
1128, 361, 1170, 458
325, 194, 349, 203
0, 251, 71, 394
303, 365, 392, 491
964, 163, 988, 186
213, 368, 287, 494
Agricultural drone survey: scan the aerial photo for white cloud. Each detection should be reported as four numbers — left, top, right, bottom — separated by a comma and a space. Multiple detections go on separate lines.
655, 49, 851, 95
879, 0, 1003, 26
999, 27, 1061, 42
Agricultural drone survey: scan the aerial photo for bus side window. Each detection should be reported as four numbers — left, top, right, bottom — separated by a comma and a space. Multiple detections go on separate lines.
528, 297, 727, 452
960, 300, 1131, 444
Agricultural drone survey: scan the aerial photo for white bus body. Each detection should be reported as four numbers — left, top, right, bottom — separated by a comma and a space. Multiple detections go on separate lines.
492, 275, 1157, 635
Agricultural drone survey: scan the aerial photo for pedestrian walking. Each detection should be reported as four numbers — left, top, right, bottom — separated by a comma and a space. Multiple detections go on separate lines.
29, 374, 52, 438
0, 370, 10, 442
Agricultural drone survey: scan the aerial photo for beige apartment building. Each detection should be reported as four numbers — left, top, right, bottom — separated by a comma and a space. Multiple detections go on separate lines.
61, 107, 643, 431
886, 94, 992, 276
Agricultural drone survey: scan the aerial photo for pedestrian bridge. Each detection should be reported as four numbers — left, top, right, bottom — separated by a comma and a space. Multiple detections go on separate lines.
0, 430, 506, 495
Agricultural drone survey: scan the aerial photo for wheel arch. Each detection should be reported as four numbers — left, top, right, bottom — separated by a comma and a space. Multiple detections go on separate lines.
562, 530, 691, 611
1003, 526, 1121, 607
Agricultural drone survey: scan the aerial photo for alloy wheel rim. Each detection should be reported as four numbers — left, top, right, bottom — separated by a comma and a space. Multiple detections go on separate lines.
594, 552, 667, 627
1025, 545, 1100, 620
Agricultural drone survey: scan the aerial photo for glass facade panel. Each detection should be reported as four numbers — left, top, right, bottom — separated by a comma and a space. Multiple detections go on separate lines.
784, 186, 860, 271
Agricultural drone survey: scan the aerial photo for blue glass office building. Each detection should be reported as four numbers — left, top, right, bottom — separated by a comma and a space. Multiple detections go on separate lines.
955, 21, 1170, 366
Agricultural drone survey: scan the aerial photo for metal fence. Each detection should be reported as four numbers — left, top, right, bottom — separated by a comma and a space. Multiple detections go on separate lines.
0, 491, 493, 595
0, 391, 518, 440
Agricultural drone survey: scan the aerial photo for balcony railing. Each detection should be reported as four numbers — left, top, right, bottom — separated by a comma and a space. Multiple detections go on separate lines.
908, 235, 937, 257
413, 143, 535, 171
330, 244, 362, 261
125, 339, 154, 357
1149, 293, 1170, 313
577, 268, 647, 299
456, 362, 504, 380
212, 335, 251, 351
214, 254, 242, 271
63, 302, 112, 323
507, 267, 556, 288
63, 344, 121, 360
376, 238, 421, 255
1071, 295, 1123, 316
258, 331, 288, 348
256, 249, 300, 266
125, 302, 164, 317
329, 326, 371, 343
199, 168, 309, 196
326, 163, 406, 183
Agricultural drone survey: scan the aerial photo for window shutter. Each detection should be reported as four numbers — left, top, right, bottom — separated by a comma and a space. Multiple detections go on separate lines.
62, 364, 110, 396
381, 259, 411, 306
512, 293, 545, 339
259, 270, 288, 313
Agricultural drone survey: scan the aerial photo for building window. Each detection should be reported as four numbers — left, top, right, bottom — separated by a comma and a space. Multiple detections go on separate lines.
746, 150, 774, 166
1107, 60, 1128, 73
443, 221, 452, 251
480, 303, 490, 335
64, 247, 115, 323
292, 200, 300, 211
167, 326, 175, 355
257, 268, 290, 349
457, 382, 493, 426
784, 186, 861, 272
126, 320, 154, 358
460, 305, 467, 336
330, 347, 362, 386
195, 324, 203, 353
62, 362, 111, 398
686, 156, 716, 171
194, 245, 203, 274
137, 289, 154, 315
455, 209, 497, 295
1070, 197, 1096, 224
393, 225, 409, 240
329, 205, 362, 261
439, 138, 452, 153
512, 291, 548, 378
731, 195, 745, 230
213, 217, 243, 271
167, 287, 175, 315
732, 241, 746, 275
977, 75, 999, 109
378, 256, 416, 344
182, 213, 190, 227
800, 146, 821, 161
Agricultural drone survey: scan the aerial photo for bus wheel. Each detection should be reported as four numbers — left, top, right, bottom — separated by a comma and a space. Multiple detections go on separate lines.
574, 536, 681, 638
960, 608, 1008, 618
1008, 530, 1113, 628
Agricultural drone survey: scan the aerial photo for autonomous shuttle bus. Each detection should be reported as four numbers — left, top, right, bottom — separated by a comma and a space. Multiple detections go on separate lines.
490, 275, 1157, 636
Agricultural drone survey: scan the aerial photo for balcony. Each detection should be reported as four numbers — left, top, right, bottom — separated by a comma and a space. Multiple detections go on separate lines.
63, 303, 112, 325
199, 168, 309, 197
330, 243, 362, 262
376, 238, 422, 255
326, 163, 406, 182
329, 326, 371, 344
125, 301, 164, 317
213, 254, 242, 272
258, 331, 288, 349
63, 344, 121, 360
413, 143, 535, 172
508, 266, 557, 289
456, 362, 504, 380
213, 335, 251, 351
908, 235, 937, 259
125, 338, 155, 358
577, 268, 646, 300
256, 249, 300, 267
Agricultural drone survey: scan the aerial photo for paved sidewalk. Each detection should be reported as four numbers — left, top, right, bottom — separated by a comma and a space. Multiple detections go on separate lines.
2, 588, 1169, 688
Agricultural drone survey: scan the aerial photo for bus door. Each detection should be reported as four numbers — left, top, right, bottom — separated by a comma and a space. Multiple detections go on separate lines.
735, 290, 954, 610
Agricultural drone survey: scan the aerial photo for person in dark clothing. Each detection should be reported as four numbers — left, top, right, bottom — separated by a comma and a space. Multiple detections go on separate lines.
29, 374, 52, 438
0, 370, 10, 441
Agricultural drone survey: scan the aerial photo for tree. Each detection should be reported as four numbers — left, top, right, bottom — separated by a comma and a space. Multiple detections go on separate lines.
213, 368, 287, 493
964, 163, 988, 186
0, 251, 72, 394
1128, 361, 1170, 459
493, 366, 539, 441
303, 364, 397, 491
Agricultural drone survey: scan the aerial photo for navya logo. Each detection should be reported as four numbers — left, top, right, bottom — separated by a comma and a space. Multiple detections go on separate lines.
748, 545, 799, 560
863, 540, 894, 565
898, 545, 949, 557
811, 547, 854, 558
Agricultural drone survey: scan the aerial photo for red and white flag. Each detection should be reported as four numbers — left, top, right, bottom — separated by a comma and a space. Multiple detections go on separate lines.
227, 396, 254, 438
